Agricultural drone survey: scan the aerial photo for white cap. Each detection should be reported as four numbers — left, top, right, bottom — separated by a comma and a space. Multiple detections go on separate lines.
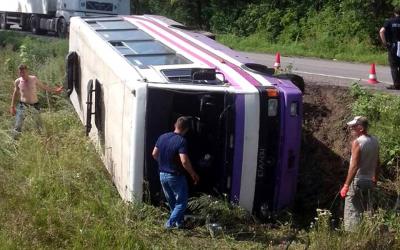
347, 116, 368, 127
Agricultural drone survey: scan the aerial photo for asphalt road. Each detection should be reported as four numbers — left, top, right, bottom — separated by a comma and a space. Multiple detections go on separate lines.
241, 52, 396, 91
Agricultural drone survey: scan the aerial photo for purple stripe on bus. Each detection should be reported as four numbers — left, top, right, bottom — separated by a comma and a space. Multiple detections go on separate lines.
128, 18, 242, 89
181, 30, 256, 65
273, 83, 302, 210
230, 94, 245, 202
130, 16, 261, 88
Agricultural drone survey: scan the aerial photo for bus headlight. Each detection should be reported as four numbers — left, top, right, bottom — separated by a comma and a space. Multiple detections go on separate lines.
290, 102, 298, 116
268, 99, 278, 117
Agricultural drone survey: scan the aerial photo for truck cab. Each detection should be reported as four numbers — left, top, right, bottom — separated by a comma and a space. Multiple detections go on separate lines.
57, 0, 130, 21
0, 0, 130, 37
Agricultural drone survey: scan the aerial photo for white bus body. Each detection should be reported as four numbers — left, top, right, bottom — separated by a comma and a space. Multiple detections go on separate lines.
66, 15, 303, 214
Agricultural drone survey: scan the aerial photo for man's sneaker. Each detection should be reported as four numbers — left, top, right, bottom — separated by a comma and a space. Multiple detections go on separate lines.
176, 222, 185, 229
11, 129, 21, 140
164, 221, 176, 230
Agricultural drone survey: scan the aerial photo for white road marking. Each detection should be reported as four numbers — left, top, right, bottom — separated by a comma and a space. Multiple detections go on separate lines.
293, 70, 392, 85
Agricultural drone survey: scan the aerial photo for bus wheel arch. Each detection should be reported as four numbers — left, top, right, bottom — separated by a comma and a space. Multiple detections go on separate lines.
65, 51, 81, 97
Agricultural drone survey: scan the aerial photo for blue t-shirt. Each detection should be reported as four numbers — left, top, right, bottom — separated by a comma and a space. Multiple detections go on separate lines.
155, 132, 188, 174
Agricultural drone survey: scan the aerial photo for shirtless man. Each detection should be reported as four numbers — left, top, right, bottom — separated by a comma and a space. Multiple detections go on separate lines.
10, 64, 63, 133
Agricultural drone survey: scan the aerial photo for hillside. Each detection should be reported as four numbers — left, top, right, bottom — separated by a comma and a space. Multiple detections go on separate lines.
0, 32, 399, 249
134, 0, 392, 64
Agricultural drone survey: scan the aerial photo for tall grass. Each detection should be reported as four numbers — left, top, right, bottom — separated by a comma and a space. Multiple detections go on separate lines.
218, 33, 387, 65
0, 32, 272, 249
0, 32, 399, 249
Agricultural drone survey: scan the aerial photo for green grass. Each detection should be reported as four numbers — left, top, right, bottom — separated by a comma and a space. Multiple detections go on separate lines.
0, 31, 399, 249
218, 33, 388, 65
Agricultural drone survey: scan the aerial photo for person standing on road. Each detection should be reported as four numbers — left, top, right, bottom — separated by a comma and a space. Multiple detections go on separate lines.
152, 116, 200, 229
340, 116, 380, 231
380, 7, 400, 90
9, 64, 63, 135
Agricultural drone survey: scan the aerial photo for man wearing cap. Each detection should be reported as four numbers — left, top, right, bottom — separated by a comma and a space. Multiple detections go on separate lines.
340, 116, 380, 231
380, 7, 400, 90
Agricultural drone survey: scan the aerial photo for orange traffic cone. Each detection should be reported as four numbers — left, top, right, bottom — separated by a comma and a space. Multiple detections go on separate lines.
274, 52, 281, 69
368, 63, 379, 84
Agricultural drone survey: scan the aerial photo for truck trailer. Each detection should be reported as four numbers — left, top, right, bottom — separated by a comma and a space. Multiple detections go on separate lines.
0, 0, 130, 37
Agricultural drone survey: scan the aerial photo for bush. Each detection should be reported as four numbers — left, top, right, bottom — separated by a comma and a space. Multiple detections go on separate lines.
308, 209, 399, 249
351, 84, 400, 166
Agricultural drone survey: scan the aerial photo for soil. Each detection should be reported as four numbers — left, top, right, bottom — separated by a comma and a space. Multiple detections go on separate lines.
293, 82, 355, 224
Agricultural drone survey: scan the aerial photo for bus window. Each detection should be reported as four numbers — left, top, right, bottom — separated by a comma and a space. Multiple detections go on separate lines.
96, 21, 137, 30
126, 54, 192, 66
98, 30, 153, 41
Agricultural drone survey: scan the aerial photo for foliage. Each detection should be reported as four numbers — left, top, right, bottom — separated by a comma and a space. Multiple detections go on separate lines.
308, 209, 399, 249
350, 84, 400, 222
351, 84, 400, 166
188, 194, 252, 227
2, 26, 400, 249
1, 32, 275, 249
132, 0, 394, 63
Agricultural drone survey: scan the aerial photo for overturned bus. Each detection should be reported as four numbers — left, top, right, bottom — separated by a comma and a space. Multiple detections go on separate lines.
66, 15, 303, 215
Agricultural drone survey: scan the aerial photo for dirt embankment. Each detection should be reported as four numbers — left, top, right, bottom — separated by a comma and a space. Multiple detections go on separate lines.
294, 83, 354, 222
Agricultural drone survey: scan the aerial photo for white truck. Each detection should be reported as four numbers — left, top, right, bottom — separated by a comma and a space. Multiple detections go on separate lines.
0, 0, 130, 37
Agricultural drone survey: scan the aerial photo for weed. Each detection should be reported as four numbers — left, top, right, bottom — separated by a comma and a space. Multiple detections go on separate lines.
1, 30, 399, 250
218, 33, 387, 65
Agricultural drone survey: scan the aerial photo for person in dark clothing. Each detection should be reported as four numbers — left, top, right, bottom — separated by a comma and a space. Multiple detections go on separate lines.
152, 116, 200, 229
380, 7, 400, 90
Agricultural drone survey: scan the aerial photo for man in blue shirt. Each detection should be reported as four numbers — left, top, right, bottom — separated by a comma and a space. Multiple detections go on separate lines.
152, 116, 200, 229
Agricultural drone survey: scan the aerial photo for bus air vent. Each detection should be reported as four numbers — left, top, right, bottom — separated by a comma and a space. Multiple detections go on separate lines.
242, 63, 275, 76
161, 68, 224, 85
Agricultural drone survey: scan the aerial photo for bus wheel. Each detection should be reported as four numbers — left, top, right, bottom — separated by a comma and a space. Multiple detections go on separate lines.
0, 13, 10, 30
57, 17, 67, 38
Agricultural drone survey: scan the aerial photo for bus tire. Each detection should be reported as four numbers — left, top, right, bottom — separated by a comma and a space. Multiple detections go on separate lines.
276, 73, 305, 93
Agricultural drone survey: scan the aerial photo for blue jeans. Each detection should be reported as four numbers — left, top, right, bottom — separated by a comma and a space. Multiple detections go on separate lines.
160, 172, 188, 227
14, 102, 42, 132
